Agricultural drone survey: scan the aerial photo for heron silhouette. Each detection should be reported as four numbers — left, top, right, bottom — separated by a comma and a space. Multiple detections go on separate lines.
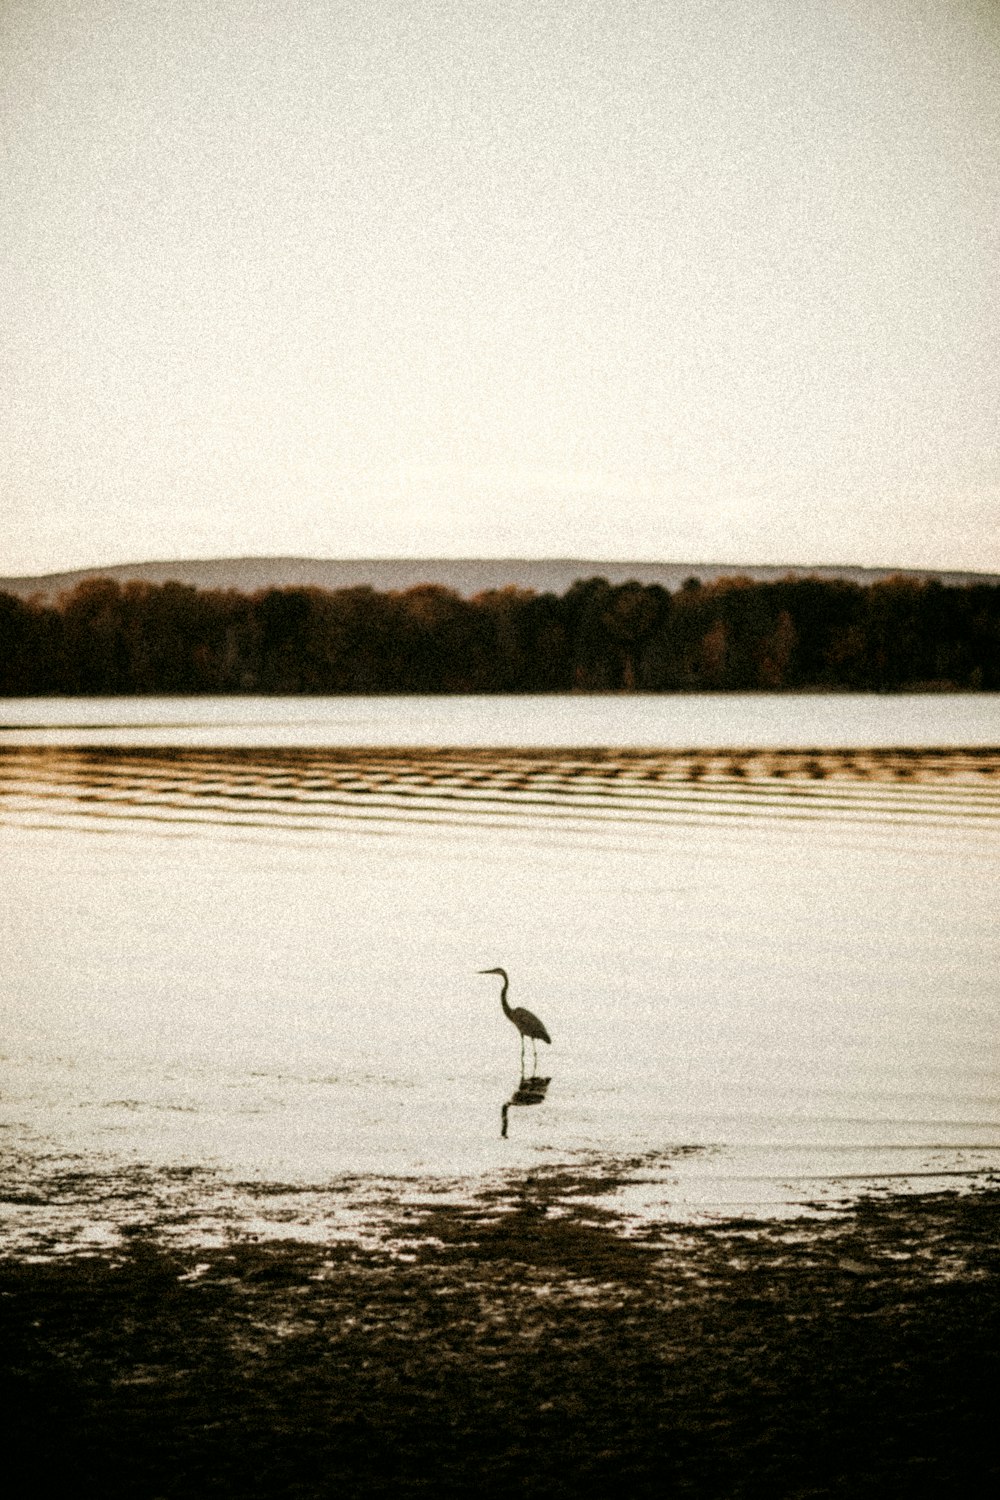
478, 967, 551, 1074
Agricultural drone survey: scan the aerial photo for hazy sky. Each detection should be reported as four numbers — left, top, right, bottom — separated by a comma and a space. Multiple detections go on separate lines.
3, 0, 998, 575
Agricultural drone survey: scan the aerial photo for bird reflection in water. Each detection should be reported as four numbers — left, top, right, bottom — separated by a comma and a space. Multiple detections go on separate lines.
501, 1073, 551, 1138
476, 968, 553, 1138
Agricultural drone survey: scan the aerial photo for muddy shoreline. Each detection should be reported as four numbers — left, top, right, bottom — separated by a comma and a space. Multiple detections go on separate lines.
3, 1186, 998, 1497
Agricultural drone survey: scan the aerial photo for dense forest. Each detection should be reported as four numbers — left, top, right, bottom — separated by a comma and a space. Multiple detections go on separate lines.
1, 573, 998, 695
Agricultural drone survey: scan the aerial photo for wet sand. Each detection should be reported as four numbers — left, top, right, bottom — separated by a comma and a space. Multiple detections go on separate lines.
3, 1184, 998, 1498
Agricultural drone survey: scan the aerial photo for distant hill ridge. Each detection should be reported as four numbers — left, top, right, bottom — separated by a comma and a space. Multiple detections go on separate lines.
2, 556, 997, 601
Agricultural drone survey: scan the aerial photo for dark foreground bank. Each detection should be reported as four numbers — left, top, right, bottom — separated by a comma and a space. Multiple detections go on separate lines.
2, 1188, 998, 1499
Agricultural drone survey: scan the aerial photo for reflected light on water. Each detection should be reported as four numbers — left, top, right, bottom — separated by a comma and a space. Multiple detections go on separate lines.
2, 744, 999, 844
2, 735, 999, 1257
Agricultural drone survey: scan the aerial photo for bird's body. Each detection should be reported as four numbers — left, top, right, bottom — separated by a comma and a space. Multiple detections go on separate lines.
508, 1005, 551, 1044
478, 967, 551, 1073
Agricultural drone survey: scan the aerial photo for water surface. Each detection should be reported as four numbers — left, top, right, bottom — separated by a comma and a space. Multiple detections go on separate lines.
3, 691, 999, 748
2, 695, 998, 1255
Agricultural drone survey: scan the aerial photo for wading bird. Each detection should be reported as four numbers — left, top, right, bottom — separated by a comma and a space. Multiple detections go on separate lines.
478, 967, 551, 1074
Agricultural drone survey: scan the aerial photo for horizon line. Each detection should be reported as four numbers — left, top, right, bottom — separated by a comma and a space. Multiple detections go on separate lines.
6, 553, 998, 584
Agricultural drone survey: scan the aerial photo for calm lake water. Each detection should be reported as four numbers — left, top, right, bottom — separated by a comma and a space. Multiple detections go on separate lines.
2, 694, 999, 1256
3, 691, 1000, 748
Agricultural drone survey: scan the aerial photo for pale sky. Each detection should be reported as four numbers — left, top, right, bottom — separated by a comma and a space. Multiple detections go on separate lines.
2, 0, 998, 576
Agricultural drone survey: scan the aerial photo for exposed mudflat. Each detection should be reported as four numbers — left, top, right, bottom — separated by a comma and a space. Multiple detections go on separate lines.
2, 1184, 998, 1497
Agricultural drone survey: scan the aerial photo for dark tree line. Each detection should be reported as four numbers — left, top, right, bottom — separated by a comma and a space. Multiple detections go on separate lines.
1, 573, 998, 695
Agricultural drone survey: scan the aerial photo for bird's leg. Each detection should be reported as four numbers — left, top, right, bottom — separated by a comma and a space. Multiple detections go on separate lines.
520, 1033, 526, 1078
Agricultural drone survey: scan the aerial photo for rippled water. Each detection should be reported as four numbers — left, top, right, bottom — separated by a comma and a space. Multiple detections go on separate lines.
2, 695, 999, 1255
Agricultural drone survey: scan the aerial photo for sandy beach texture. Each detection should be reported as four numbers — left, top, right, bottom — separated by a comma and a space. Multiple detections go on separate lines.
2, 1182, 997, 1497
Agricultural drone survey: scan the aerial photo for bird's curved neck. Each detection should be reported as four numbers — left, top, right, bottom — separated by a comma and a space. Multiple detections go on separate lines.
497, 973, 513, 1017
